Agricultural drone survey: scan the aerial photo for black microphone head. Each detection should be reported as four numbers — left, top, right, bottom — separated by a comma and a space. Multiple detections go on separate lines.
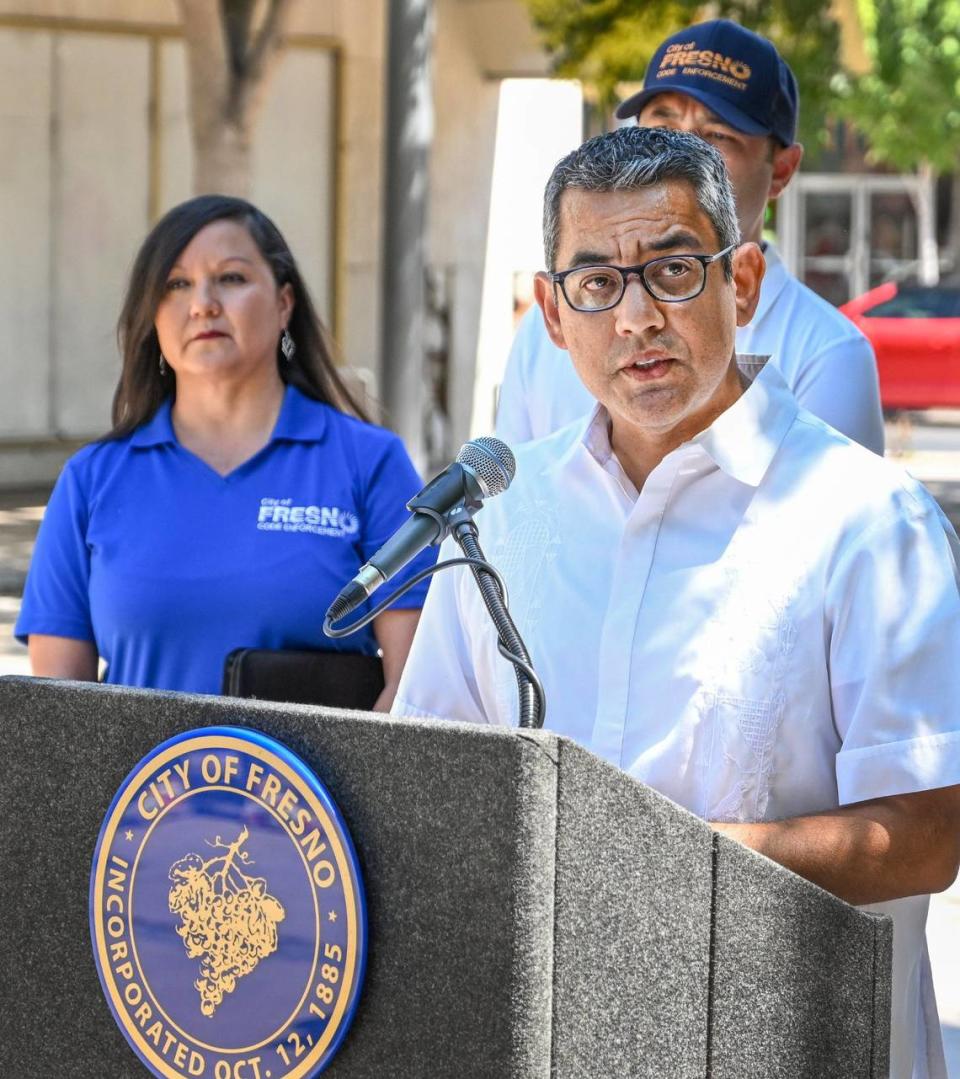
456, 437, 516, 498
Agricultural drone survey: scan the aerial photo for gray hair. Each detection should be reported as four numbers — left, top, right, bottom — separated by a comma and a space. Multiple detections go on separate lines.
543, 126, 740, 272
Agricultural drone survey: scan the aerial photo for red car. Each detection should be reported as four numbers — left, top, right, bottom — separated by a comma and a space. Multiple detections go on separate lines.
840, 282, 960, 409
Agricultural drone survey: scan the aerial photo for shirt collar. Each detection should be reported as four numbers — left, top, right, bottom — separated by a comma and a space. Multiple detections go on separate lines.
752, 241, 789, 328
129, 397, 176, 447
129, 383, 329, 448
571, 355, 797, 491
691, 356, 798, 487
269, 383, 330, 443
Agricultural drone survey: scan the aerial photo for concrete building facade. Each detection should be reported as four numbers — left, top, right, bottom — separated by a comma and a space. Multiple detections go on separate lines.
0, 0, 550, 485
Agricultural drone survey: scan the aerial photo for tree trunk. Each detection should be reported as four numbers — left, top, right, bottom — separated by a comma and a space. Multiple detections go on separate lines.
192, 118, 253, 198
175, 0, 293, 198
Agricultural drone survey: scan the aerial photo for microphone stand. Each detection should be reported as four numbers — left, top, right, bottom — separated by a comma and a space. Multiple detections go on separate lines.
447, 509, 544, 730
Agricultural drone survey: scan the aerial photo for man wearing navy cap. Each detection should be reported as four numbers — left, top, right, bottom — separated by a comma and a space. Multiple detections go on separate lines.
495, 20, 885, 456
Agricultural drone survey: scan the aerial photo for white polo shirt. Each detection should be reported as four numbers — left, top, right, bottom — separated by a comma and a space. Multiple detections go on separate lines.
396, 359, 960, 1079
495, 245, 886, 455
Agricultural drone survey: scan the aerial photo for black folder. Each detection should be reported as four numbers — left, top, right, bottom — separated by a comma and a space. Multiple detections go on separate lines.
222, 648, 385, 710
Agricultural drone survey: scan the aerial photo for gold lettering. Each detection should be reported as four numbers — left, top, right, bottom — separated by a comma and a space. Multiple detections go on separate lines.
173, 758, 191, 790
137, 789, 158, 820
261, 773, 282, 806
156, 769, 175, 799
223, 755, 240, 786
245, 761, 264, 792
313, 860, 336, 888
134, 1001, 152, 1026
277, 788, 298, 822
290, 807, 311, 836
201, 754, 221, 784
299, 828, 327, 862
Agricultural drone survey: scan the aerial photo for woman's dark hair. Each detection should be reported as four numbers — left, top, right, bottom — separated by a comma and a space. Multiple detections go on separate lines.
111, 194, 368, 436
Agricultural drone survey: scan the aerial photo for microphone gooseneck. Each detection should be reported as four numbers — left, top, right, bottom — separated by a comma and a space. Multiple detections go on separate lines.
450, 518, 544, 729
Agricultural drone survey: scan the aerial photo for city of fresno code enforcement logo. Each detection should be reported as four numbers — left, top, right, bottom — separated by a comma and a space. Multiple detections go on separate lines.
90, 727, 367, 1079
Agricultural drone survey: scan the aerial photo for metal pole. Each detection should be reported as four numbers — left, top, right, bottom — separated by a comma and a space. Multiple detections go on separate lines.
915, 162, 940, 286
381, 0, 435, 471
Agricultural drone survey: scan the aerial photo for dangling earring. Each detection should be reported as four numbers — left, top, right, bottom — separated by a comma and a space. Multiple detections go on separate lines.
280, 328, 296, 362
159, 354, 167, 375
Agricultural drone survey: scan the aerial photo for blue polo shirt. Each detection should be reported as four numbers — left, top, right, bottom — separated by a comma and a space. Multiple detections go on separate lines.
16, 386, 435, 694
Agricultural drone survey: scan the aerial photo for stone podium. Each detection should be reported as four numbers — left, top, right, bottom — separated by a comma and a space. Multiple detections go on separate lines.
0, 677, 891, 1077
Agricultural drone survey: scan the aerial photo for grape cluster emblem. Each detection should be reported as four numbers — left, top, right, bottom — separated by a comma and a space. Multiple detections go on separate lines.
168, 825, 285, 1017
92, 729, 367, 1078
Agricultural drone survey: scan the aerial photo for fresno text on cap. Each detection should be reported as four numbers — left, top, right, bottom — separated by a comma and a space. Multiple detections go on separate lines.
658, 41, 752, 90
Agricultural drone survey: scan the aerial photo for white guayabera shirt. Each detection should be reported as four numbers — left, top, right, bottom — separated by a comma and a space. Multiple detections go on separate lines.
395, 359, 960, 1079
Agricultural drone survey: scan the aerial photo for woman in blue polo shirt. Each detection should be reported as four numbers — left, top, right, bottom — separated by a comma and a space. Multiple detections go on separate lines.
16, 195, 435, 706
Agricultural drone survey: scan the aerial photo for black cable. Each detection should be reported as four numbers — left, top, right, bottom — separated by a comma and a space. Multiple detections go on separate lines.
324, 548, 546, 729
452, 522, 545, 729
323, 557, 509, 639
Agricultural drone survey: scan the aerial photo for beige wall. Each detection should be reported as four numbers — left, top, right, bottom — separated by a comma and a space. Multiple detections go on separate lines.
429, 0, 501, 448
0, 0, 548, 483
0, 27, 53, 442
0, 3, 365, 481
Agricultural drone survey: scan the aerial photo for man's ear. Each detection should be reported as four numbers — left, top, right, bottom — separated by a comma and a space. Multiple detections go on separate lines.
533, 271, 568, 350
732, 242, 765, 327
768, 142, 803, 201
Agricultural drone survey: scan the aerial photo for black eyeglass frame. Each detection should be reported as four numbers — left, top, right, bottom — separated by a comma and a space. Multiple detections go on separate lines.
548, 243, 738, 312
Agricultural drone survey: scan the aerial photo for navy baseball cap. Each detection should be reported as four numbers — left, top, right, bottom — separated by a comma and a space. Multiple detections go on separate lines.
615, 19, 799, 146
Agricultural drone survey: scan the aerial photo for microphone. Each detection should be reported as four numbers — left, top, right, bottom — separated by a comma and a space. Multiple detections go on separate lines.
324, 437, 516, 625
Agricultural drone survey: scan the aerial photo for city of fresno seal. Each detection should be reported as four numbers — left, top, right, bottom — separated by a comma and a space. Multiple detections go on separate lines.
90, 727, 367, 1079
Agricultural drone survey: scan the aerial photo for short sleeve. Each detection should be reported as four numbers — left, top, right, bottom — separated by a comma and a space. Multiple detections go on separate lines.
830, 496, 960, 803
358, 432, 437, 609
391, 537, 492, 725
15, 456, 96, 644
791, 334, 885, 455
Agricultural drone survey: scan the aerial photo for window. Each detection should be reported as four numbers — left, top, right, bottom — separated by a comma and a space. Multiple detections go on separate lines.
864, 289, 960, 319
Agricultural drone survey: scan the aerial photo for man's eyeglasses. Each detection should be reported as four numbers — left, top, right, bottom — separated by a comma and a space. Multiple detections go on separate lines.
549, 244, 738, 312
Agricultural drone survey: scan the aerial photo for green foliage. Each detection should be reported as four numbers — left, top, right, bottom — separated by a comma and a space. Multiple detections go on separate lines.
831, 0, 960, 173
522, 0, 841, 148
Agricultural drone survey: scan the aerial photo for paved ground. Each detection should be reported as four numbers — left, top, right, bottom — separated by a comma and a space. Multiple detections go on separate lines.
2, 414, 960, 1072
0, 490, 44, 677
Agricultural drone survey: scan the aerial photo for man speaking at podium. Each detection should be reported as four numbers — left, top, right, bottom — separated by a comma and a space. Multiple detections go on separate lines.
393, 126, 960, 1078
